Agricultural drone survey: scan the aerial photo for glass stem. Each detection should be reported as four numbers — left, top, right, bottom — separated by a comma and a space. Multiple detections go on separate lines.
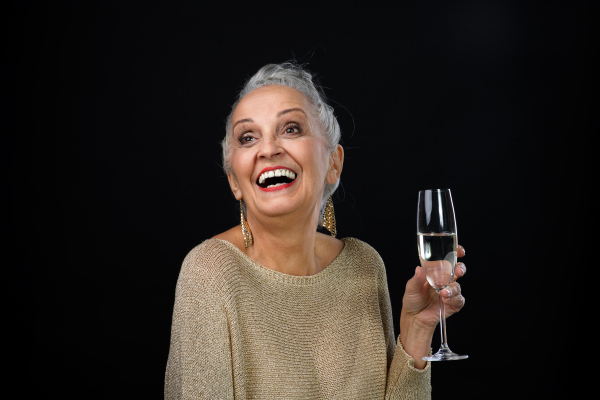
438, 289, 449, 351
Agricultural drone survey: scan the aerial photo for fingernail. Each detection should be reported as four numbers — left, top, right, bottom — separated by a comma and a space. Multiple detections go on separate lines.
460, 264, 466, 275
445, 289, 452, 297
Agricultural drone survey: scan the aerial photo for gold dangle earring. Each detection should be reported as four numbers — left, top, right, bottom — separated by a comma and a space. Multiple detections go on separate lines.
322, 186, 337, 238
240, 200, 253, 249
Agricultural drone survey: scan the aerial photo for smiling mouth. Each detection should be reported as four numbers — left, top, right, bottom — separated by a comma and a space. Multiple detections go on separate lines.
257, 168, 297, 189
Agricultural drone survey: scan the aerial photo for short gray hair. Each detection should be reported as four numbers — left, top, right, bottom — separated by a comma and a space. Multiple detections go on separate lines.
221, 62, 342, 224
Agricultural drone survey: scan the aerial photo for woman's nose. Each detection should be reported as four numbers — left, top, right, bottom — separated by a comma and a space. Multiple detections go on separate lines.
257, 136, 283, 159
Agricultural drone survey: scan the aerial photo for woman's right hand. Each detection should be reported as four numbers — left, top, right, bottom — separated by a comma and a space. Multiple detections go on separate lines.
398, 245, 467, 368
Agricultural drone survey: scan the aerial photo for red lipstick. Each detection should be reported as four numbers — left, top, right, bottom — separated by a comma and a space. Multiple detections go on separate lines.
256, 166, 297, 192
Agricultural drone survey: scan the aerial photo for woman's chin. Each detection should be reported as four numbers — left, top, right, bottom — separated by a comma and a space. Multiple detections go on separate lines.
250, 201, 314, 222
254, 206, 299, 219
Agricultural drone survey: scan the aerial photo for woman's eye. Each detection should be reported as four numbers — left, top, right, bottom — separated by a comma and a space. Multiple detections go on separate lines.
284, 125, 300, 134
239, 135, 255, 145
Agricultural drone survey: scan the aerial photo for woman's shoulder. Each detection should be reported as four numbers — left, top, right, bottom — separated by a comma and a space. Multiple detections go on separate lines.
341, 237, 384, 262
211, 225, 246, 253
177, 237, 245, 291
182, 238, 242, 270
340, 238, 388, 281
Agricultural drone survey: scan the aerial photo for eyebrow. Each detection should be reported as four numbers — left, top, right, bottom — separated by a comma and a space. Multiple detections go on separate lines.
232, 118, 253, 131
277, 108, 307, 118
232, 108, 307, 131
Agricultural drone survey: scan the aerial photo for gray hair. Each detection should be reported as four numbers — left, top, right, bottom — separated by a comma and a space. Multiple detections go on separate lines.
221, 62, 342, 224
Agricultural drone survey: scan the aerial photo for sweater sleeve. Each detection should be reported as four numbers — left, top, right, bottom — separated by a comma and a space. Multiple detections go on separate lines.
165, 245, 235, 400
385, 338, 432, 400
375, 252, 432, 400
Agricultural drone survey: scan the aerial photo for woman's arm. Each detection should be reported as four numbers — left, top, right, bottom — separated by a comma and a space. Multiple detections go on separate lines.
376, 256, 432, 400
165, 248, 235, 400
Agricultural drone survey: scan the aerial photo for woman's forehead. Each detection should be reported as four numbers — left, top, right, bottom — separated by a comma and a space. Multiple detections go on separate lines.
233, 85, 310, 121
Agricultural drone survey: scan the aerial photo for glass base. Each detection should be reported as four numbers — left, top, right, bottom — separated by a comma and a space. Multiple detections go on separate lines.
422, 347, 468, 361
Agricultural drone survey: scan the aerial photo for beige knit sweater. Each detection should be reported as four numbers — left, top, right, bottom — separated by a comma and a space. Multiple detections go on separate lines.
165, 238, 431, 399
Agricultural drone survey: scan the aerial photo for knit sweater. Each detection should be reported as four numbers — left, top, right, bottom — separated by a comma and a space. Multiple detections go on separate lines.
165, 238, 431, 399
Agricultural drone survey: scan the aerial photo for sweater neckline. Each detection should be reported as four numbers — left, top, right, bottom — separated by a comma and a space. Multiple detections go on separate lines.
211, 237, 354, 285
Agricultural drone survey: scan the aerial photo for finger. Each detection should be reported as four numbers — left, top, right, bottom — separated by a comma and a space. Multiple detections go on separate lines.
405, 266, 430, 295
451, 262, 466, 282
457, 262, 466, 277
457, 245, 465, 258
442, 281, 461, 299
445, 293, 465, 311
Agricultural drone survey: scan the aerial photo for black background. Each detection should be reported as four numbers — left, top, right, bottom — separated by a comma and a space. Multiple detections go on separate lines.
6, 1, 595, 398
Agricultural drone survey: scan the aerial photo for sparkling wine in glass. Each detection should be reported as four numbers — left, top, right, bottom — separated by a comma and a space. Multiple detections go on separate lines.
417, 189, 468, 361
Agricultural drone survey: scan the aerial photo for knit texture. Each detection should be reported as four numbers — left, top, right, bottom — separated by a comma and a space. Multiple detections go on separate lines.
165, 238, 431, 399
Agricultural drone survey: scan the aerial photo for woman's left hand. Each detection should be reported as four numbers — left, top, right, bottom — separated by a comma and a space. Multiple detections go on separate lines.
399, 245, 467, 368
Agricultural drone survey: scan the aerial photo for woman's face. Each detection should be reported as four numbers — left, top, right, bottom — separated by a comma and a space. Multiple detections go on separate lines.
228, 85, 341, 221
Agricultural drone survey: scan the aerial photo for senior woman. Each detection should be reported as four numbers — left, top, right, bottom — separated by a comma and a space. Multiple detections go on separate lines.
165, 63, 466, 399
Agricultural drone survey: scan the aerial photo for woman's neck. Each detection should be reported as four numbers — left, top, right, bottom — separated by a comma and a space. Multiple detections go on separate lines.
213, 205, 344, 277
245, 212, 323, 276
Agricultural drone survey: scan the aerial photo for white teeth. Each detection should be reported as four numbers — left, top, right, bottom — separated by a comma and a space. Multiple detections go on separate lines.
258, 169, 296, 185
266, 182, 287, 188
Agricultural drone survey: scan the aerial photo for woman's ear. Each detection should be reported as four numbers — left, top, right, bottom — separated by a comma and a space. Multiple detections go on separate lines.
326, 144, 344, 185
227, 173, 243, 200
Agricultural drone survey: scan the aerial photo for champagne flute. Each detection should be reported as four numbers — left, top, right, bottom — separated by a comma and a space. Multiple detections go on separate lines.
417, 189, 468, 361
